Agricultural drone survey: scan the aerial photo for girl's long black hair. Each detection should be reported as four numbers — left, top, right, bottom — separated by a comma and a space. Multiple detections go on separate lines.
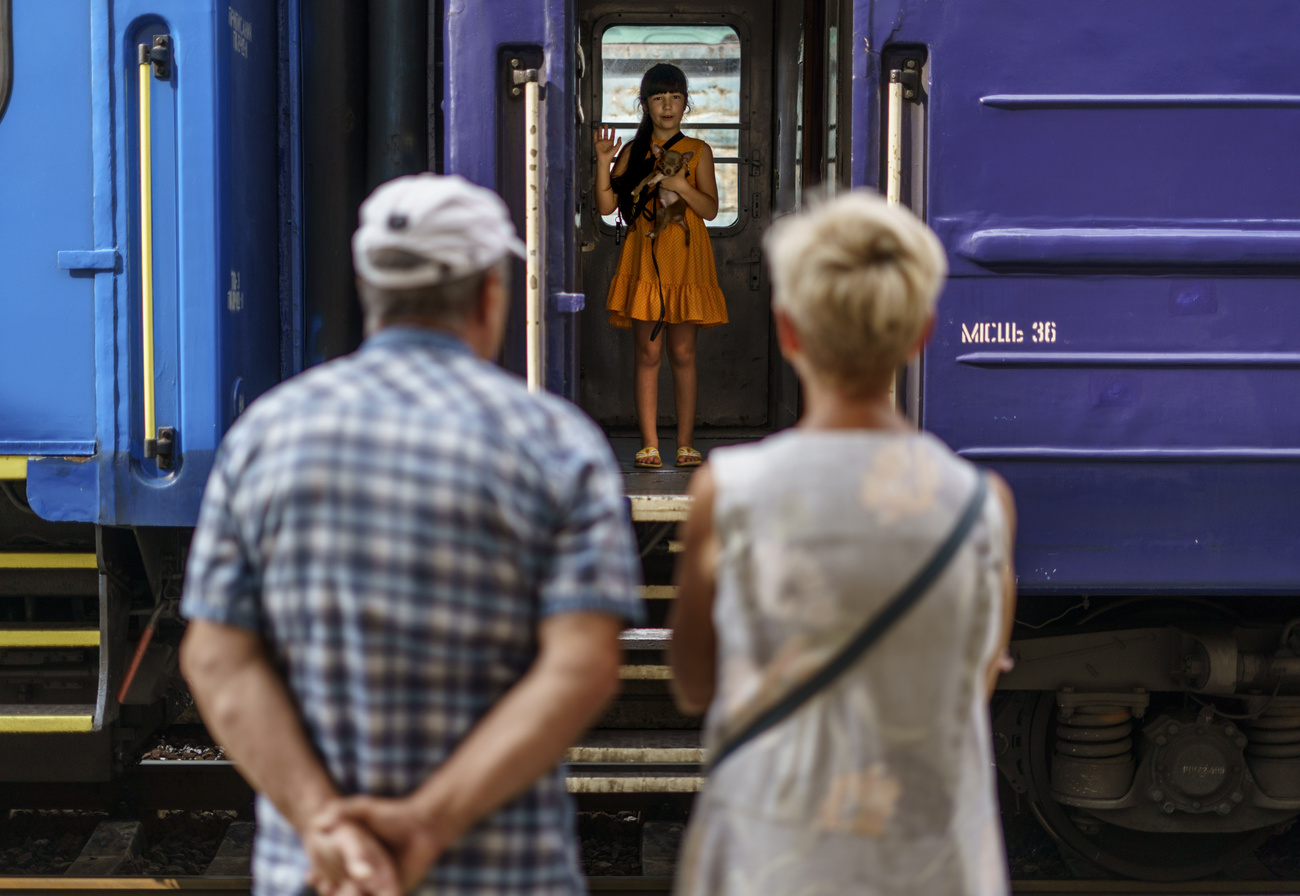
611, 63, 690, 225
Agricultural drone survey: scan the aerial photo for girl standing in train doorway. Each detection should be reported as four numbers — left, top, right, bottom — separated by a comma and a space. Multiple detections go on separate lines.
595, 63, 728, 469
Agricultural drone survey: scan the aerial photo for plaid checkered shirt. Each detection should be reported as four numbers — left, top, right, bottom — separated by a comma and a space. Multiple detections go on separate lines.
181, 327, 644, 896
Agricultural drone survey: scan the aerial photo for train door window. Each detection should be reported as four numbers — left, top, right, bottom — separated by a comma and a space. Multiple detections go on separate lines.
598, 25, 742, 227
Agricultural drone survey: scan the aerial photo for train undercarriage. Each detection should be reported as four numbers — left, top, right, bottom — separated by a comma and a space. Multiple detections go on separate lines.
995, 609, 1300, 878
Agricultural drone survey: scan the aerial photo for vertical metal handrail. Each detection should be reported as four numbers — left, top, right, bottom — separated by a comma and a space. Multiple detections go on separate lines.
0, 0, 12, 125
885, 68, 905, 409
137, 45, 158, 450
523, 75, 544, 392
885, 69, 904, 207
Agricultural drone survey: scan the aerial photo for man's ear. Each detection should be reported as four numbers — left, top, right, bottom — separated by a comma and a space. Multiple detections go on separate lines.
471, 267, 511, 360
478, 268, 507, 323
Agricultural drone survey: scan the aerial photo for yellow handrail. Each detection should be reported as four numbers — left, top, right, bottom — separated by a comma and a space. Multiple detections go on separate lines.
138, 47, 157, 447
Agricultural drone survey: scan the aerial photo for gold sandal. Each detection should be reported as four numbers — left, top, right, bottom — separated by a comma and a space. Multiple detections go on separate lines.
634, 446, 662, 468
676, 446, 703, 467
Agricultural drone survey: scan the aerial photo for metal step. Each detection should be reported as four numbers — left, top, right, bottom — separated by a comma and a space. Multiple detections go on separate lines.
0, 571, 113, 739
628, 495, 692, 523
0, 552, 97, 570
568, 729, 703, 763
565, 764, 704, 794
0, 628, 100, 648
0, 703, 95, 733
620, 628, 672, 680
620, 628, 671, 651
620, 664, 671, 680
640, 585, 676, 600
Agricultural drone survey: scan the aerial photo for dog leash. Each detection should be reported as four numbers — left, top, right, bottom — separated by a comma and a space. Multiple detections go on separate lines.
708, 470, 990, 773
613, 130, 681, 343
647, 131, 685, 342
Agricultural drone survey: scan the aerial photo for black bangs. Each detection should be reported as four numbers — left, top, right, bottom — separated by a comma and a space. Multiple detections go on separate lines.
640, 63, 688, 105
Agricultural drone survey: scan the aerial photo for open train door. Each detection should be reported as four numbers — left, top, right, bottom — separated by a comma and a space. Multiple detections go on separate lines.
576, 5, 780, 446
855, 1, 1300, 598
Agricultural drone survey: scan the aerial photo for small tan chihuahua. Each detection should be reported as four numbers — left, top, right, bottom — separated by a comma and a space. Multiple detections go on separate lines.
631, 143, 695, 245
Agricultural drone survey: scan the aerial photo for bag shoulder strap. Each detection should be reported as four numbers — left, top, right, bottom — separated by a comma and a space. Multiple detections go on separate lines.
708, 470, 990, 772
662, 131, 686, 151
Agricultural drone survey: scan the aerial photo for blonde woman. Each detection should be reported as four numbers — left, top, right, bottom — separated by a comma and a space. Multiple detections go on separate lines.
669, 191, 1017, 896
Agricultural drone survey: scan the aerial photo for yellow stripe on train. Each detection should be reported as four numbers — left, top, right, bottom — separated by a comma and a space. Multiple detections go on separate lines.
0, 553, 97, 569
0, 456, 26, 480
0, 714, 95, 733
0, 630, 100, 648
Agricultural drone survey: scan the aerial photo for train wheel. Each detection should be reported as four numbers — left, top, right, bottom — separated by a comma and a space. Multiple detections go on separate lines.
1023, 691, 1272, 881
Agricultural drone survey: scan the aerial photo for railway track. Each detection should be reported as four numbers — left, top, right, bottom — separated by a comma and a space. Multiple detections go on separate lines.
1, 879, 1299, 895
0, 878, 675, 895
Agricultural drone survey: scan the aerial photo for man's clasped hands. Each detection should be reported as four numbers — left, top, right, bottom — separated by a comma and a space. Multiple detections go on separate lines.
301, 793, 450, 896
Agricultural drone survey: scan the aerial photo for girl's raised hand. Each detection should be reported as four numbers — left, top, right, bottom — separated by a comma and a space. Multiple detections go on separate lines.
595, 126, 622, 166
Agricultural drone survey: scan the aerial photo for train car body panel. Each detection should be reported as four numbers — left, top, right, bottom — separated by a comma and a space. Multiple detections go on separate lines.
8, 0, 280, 527
0, 1, 98, 456
854, 0, 1300, 595
444, 0, 584, 399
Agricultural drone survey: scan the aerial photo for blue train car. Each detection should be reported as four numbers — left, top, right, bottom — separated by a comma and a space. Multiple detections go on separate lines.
3, 0, 1300, 879
2, 0, 280, 525
0, 0, 279, 774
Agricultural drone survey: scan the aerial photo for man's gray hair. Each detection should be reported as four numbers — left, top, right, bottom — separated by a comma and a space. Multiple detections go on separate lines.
358, 248, 509, 332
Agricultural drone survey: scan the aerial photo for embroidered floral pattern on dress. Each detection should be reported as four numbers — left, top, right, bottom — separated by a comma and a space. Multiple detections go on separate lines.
677, 431, 1011, 896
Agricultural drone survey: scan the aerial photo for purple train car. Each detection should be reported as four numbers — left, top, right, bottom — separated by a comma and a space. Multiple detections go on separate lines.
2, 0, 1299, 879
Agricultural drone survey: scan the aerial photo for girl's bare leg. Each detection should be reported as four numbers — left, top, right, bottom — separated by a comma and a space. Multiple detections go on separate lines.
633, 319, 664, 449
666, 323, 698, 448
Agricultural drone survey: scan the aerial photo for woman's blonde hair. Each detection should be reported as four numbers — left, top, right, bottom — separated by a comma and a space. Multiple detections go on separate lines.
763, 190, 948, 391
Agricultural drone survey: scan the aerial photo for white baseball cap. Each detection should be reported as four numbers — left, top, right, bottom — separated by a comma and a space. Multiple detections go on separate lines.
352, 173, 526, 290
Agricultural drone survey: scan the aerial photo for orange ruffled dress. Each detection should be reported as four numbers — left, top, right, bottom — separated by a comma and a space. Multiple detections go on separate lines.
606, 135, 729, 329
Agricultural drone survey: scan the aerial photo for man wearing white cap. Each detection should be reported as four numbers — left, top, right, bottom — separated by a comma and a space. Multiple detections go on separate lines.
178, 174, 644, 896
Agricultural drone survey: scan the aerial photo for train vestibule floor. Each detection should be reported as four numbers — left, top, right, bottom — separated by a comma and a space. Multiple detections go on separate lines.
607, 433, 760, 497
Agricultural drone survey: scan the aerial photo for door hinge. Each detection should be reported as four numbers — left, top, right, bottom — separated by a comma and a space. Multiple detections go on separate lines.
508, 58, 541, 99
144, 426, 176, 470
140, 35, 170, 81
890, 58, 922, 103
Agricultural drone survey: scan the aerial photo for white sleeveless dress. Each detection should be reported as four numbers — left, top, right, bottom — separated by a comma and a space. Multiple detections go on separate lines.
674, 430, 1011, 896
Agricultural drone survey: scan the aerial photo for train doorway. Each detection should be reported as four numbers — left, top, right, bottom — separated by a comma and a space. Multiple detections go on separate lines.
577, 1, 837, 468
